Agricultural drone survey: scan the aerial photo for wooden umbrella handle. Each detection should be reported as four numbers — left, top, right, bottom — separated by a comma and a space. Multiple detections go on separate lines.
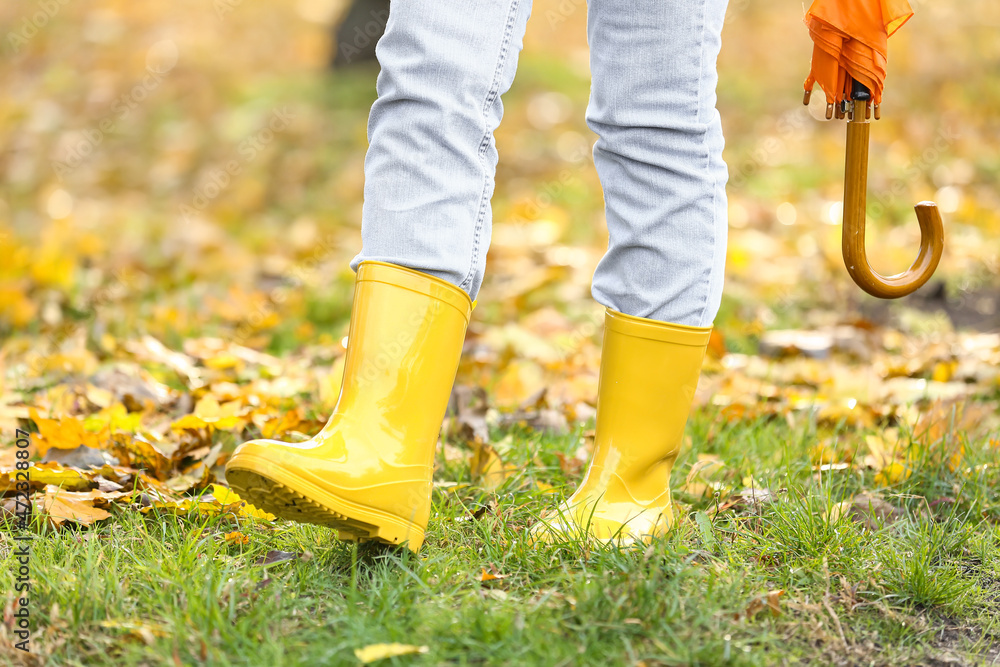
842, 119, 945, 299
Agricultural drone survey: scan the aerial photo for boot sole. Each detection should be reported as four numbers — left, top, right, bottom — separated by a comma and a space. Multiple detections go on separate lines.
225, 454, 425, 551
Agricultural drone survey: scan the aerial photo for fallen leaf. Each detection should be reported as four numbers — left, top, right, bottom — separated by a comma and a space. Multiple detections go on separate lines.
99, 620, 169, 645
208, 484, 275, 520
828, 494, 904, 530
116, 434, 171, 478
874, 461, 912, 486
224, 531, 249, 545
354, 643, 429, 664
255, 550, 299, 567
257, 407, 303, 439
680, 455, 729, 499
739, 589, 784, 620
555, 444, 590, 477
172, 395, 245, 431
478, 568, 509, 582
444, 385, 490, 445
469, 442, 510, 492
0, 462, 94, 492
29, 409, 103, 457
124, 335, 204, 388
83, 402, 144, 433
43, 444, 118, 468
43, 486, 112, 526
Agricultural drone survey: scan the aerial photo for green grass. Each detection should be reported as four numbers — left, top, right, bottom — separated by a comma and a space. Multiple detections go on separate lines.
4, 410, 998, 666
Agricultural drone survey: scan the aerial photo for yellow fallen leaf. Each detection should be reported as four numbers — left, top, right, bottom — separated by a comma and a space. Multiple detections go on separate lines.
470, 442, 510, 492
0, 286, 37, 328
208, 483, 241, 504
204, 353, 243, 371
224, 531, 250, 545
29, 408, 103, 457
930, 360, 958, 383
354, 643, 429, 664
680, 455, 728, 499
172, 395, 245, 431
83, 403, 143, 433
140, 498, 227, 516
164, 465, 213, 494
766, 589, 784, 616
43, 487, 111, 526
946, 440, 965, 473
36, 349, 100, 375
116, 434, 171, 478
478, 568, 509, 582
874, 460, 912, 486
209, 484, 276, 521
825, 500, 853, 524
0, 462, 93, 492
863, 431, 905, 472
492, 359, 546, 408
259, 408, 304, 439
84, 384, 114, 409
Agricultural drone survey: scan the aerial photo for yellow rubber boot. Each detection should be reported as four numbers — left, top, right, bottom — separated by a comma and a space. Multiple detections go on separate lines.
533, 308, 711, 545
225, 261, 472, 551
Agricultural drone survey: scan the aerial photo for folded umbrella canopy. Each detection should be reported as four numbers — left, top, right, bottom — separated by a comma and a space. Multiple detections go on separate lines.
801, 0, 943, 299
803, 0, 913, 117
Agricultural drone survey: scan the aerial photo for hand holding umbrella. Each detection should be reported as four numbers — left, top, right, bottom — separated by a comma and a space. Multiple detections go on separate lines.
803, 0, 944, 299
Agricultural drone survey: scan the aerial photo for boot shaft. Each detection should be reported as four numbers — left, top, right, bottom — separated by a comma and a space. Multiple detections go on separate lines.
333, 261, 472, 463
590, 309, 711, 485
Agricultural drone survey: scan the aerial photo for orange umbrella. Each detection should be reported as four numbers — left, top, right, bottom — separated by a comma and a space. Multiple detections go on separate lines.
803, 0, 913, 117
801, 0, 943, 299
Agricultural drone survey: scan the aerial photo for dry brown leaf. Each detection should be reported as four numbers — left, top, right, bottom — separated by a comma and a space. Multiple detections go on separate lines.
444, 385, 490, 445
255, 550, 299, 566
116, 434, 171, 478
124, 335, 204, 388
739, 589, 784, 621
827, 494, 904, 530
99, 620, 168, 645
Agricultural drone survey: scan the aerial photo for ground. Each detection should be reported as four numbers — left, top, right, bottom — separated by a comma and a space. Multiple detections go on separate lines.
0, 0, 998, 665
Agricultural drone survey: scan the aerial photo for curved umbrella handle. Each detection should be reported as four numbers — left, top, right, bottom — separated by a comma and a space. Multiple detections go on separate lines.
843, 118, 945, 299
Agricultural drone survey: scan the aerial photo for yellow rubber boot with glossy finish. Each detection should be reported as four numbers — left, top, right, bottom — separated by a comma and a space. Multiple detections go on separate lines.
225, 261, 472, 551
533, 309, 711, 545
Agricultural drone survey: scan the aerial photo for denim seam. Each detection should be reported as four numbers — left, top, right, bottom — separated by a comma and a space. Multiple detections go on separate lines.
695, 0, 721, 328
460, 0, 521, 291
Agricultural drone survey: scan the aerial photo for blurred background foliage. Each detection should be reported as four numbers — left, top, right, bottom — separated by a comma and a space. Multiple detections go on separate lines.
0, 0, 997, 361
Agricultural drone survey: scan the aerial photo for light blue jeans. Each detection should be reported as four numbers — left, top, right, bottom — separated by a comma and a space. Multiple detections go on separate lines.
351, 0, 729, 327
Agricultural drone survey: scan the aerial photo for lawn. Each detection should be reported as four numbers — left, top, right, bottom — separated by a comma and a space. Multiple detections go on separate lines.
1, 0, 999, 665
5, 409, 1000, 666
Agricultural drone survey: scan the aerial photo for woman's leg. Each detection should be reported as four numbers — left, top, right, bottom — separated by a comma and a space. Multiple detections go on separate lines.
350, 0, 534, 301
533, 0, 730, 545
588, 0, 729, 326
227, 1, 533, 551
